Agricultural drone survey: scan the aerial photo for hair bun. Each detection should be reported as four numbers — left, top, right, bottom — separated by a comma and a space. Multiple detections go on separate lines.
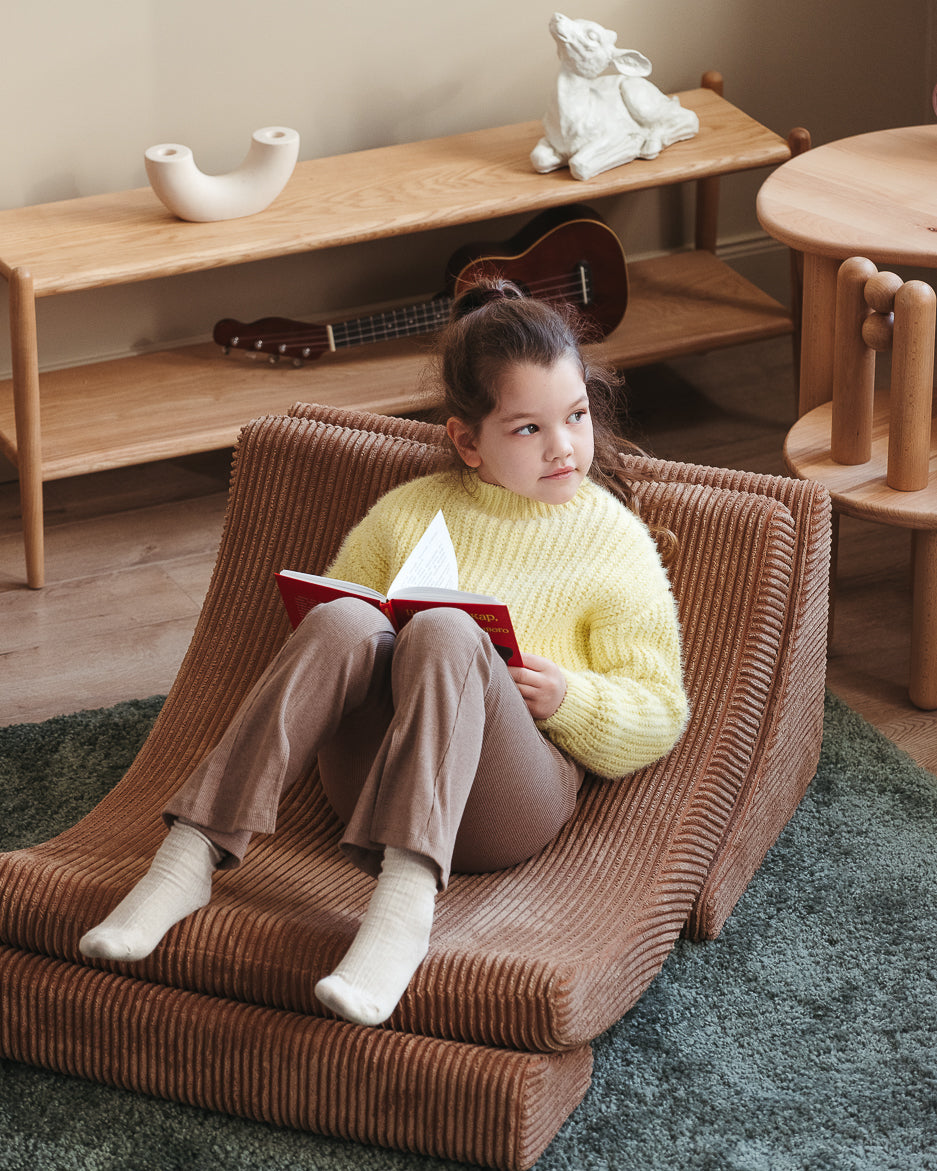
450, 277, 525, 322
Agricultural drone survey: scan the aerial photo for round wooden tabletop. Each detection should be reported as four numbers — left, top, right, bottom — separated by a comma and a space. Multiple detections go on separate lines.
757, 124, 937, 267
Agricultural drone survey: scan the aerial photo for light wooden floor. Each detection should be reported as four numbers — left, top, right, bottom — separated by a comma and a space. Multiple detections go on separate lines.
1, 336, 934, 774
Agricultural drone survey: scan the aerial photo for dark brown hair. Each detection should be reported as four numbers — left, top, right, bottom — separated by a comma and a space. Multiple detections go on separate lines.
430, 276, 648, 516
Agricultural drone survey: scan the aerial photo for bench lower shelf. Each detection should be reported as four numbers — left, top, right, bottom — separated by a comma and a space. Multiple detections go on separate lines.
0, 249, 792, 482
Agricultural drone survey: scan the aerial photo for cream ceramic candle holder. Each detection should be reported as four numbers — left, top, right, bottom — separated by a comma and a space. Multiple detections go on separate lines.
144, 126, 300, 222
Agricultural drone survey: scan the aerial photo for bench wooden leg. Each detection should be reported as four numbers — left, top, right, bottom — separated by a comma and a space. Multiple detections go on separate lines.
10, 267, 44, 589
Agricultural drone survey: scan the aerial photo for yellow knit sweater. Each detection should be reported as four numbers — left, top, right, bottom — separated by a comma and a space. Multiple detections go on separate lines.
327, 471, 688, 779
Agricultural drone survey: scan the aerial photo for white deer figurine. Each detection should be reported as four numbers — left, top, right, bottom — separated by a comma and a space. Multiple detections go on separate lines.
531, 13, 699, 180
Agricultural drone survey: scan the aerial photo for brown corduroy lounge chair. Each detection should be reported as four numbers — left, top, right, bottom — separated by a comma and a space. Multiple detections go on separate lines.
0, 402, 831, 1169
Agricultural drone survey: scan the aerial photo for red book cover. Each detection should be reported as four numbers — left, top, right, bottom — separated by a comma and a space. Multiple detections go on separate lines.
384, 595, 523, 666
275, 572, 524, 667
275, 572, 385, 629
275, 511, 524, 667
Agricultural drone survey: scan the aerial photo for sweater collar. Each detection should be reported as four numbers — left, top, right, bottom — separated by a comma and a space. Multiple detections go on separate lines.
457, 471, 595, 520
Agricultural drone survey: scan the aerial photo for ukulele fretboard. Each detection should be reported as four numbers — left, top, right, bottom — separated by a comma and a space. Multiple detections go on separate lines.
329, 297, 454, 351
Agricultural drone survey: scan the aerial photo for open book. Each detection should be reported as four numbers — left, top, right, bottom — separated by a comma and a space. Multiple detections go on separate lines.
275, 511, 523, 666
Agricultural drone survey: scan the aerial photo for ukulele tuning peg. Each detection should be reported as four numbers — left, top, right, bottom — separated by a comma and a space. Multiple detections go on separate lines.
291, 357, 304, 368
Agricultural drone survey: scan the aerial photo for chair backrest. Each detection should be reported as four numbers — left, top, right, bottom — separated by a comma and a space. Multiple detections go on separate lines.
831, 255, 936, 491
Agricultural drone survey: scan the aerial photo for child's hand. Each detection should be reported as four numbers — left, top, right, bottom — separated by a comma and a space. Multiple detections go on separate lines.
508, 654, 567, 720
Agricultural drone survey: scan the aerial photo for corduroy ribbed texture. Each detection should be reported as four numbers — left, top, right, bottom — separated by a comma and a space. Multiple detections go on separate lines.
0, 945, 591, 1171
0, 404, 831, 1167
621, 456, 832, 939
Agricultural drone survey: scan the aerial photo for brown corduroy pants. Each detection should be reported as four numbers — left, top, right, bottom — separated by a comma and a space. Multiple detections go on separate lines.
164, 597, 583, 887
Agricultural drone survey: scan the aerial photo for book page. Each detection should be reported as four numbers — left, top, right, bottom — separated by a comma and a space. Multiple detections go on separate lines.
387, 510, 458, 596
397, 587, 496, 603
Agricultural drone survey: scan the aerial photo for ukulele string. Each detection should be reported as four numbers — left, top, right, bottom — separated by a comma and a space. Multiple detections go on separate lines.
330, 273, 588, 349
255, 298, 454, 353
248, 269, 592, 354
333, 298, 453, 348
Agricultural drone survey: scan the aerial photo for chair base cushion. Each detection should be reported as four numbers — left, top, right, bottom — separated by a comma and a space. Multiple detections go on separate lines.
0, 944, 592, 1171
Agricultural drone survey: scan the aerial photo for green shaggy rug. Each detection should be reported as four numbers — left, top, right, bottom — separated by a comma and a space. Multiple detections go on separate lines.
0, 692, 934, 1171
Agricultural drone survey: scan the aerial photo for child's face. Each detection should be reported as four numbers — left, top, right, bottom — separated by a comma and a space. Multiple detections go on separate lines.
447, 357, 595, 505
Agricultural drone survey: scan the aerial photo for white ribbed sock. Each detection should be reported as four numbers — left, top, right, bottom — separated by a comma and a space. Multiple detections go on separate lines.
315, 846, 438, 1026
79, 822, 222, 962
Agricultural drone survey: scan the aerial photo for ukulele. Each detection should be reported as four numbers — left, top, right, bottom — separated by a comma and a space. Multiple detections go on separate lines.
212, 205, 628, 366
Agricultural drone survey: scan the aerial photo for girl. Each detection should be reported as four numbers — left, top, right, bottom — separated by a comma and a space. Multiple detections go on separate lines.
80, 279, 689, 1026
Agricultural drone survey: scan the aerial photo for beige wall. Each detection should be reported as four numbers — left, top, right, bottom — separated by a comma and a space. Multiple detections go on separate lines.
0, 0, 934, 389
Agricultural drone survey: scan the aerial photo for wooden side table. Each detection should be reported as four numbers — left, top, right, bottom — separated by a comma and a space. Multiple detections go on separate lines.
757, 124, 937, 416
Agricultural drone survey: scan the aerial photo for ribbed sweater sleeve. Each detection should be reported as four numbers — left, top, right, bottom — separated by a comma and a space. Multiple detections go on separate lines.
326, 472, 688, 779
539, 588, 687, 778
